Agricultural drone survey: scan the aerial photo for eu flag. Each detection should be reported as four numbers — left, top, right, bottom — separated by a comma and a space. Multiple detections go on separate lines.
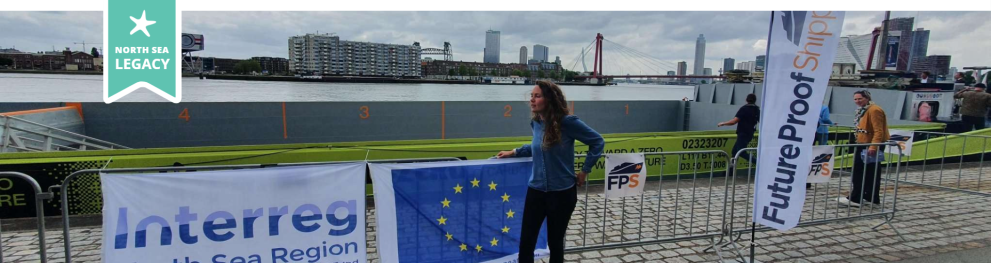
371, 159, 549, 263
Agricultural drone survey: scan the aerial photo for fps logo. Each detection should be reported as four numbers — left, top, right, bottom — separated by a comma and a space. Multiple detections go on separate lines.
890, 134, 912, 151
607, 162, 643, 190
807, 153, 833, 177
780, 11, 808, 46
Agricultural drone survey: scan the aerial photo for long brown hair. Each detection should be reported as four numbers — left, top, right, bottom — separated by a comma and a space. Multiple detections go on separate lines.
533, 80, 570, 149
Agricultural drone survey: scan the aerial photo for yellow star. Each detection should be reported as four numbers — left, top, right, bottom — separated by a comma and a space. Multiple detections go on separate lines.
453, 184, 463, 194
488, 181, 497, 191
506, 209, 515, 218
445, 232, 453, 241
459, 243, 467, 251
490, 237, 499, 246
476, 244, 483, 252
502, 226, 510, 233
501, 193, 510, 202
470, 178, 480, 187
437, 216, 447, 225
441, 198, 451, 208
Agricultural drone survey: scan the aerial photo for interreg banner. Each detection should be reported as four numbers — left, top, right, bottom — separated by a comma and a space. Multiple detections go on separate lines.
806, 146, 835, 184
604, 153, 647, 198
370, 159, 549, 263
104, 0, 181, 103
886, 129, 914, 156
101, 163, 367, 263
753, 11, 845, 231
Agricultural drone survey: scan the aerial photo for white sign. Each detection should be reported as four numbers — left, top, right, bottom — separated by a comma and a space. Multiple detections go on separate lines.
101, 163, 368, 263
753, 11, 846, 231
887, 129, 914, 156
604, 153, 647, 198
806, 146, 836, 184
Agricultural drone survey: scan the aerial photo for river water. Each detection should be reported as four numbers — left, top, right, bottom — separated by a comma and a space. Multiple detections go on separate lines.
0, 73, 695, 102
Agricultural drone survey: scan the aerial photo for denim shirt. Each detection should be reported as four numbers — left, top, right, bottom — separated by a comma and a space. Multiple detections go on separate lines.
514, 115, 605, 192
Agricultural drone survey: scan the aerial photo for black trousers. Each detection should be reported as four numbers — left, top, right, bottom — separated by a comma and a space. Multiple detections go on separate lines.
732, 133, 755, 162
962, 115, 987, 131
518, 185, 577, 263
851, 145, 885, 204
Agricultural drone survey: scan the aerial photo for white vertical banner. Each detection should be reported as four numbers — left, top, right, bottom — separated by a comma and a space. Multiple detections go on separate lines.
753, 11, 846, 231
604, 153, 647, 198
101, 163, 368, 263
807, 146, 836, 184
886, 129, 914, 156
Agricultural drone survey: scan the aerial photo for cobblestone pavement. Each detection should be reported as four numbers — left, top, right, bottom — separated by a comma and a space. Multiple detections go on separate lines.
3, 162, 991, 262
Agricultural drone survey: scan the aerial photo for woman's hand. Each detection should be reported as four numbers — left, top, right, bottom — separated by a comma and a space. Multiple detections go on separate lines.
576, 171, 587, 187
496, 150, 515, 158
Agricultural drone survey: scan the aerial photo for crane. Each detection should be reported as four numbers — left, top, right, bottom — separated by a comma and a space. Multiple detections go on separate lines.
74, 41, 103, 54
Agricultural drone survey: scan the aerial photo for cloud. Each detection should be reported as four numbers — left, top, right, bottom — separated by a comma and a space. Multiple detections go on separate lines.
2, 11, 989, 72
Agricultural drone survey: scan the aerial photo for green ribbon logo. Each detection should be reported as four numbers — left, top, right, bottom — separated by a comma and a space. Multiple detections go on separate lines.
105, 0, 179, 103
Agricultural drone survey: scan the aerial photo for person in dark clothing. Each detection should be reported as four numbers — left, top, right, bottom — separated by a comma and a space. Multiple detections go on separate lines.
497, 81, 605, 263
719, 93, 760, 163
954, 83, 991, 131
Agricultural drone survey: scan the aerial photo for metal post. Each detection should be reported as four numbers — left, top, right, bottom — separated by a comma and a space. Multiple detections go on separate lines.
0, 172, 50, 263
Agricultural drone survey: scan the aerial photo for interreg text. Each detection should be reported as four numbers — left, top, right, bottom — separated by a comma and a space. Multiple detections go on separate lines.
112, 201, 361, 263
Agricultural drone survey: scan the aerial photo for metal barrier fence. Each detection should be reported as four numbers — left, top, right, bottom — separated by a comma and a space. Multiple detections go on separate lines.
720, 142, 905, 261
0, 172, 54, 263
1, 115, 129, 153
895, 130, 991, 197
564, 150, 735, 257
43, 157, 462, 263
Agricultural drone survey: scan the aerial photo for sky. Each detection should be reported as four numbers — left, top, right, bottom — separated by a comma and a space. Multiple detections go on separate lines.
2, 11, 989, 74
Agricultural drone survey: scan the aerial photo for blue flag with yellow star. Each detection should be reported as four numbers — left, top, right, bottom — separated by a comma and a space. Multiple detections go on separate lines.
370, 158, 550, 263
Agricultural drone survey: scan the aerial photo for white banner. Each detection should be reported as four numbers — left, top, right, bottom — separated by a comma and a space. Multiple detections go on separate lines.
807, 146, 836, 184
753, 11, 846, 231
101, 163, 368, 263
604, 153, 647, 198
886, 129, 914, 156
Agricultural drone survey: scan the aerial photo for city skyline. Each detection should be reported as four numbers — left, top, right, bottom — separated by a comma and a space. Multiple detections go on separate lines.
2, 11, 990, 73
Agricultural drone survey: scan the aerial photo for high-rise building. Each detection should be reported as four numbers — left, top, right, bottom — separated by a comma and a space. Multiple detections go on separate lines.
908, 28, 930, 72
555, 56, 560, 65
835, 33, 883, 72
755, 55, 766, 72
886, 17, 915, 32
703, 68, 712, 76
693, 34, 706, 76
949, 67, 958, 79
677, 61, 687, 76
912, 55, 951, 77
288, 32, 421, 77
723, 58, 735, 74
519, 46, 527, 64
484, 30, 501, 64
533, 44, 549, 63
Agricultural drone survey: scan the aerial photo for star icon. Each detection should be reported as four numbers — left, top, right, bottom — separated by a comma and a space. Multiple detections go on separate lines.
490, 237, 499, 246
441, 198, 451, 208
453, 184, 463, 194
502, 226, 510, 233
470, 178, 480, 187
476, 244, 483, 252
506, 209, 515, 218
488, 181, 498, 191
437, 216, 447, 225
445, 232, 453, 241
129, 10, 157, 37
501, 193, 511, 202
459, 243, 468, 251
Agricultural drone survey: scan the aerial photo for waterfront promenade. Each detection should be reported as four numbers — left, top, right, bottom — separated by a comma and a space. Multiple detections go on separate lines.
3, 162, 991, 262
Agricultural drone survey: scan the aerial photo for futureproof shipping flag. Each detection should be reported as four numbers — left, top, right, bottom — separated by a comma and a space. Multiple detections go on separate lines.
753, 11, 846, 231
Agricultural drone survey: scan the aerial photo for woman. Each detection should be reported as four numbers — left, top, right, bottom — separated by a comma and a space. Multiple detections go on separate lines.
837, 90, 890, 207
718, 93, 760, 162
496, 80, 605, 263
